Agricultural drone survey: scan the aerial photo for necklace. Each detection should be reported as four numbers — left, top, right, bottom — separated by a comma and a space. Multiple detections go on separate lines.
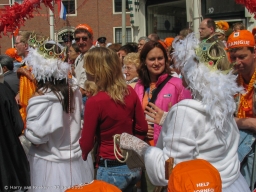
237, 70, 256, 118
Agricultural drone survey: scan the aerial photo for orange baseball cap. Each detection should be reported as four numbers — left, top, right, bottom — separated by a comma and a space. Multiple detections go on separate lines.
75, 24, 93, 37
164, 37, 174, 47
227, 30, 255, 49
159, 40, 167, 50
168, 159, 222, 192
5, 48, 22, 62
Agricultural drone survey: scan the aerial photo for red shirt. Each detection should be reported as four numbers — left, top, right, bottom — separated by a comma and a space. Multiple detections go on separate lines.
79, 86, 148, 161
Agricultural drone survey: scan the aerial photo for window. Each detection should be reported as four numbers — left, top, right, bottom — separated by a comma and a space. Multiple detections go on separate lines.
114, 0, 130, 13
114, 27, 132, 43
63, 0, 76, 15
15, 0, 23, 4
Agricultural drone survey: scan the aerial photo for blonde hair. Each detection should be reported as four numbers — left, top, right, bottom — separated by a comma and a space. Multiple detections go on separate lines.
123, 52, 140, 68
84, 81, 98, 96
84, 47, 129, 104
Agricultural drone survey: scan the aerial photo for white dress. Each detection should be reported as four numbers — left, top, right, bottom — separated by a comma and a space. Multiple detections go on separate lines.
25, 87, 93, 192
144, 99, 250, 192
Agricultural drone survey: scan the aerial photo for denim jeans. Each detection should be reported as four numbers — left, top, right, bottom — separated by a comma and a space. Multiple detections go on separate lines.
97, 162, 141, 192
238, 130, 256, 188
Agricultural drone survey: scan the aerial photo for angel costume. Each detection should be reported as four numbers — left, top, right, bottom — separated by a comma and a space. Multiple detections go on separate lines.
24, 41, 93, 192
119, 33, 250, 191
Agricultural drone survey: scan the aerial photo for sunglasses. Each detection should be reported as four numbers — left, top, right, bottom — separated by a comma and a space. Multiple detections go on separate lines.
75, 36, 88, 42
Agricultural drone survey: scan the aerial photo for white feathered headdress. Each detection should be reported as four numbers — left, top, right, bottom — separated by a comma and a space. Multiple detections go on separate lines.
24, 40, 70, 82
172, 33, 243, 134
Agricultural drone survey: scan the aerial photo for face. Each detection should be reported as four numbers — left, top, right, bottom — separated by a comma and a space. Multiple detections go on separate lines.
117, 50, 127, 65
199, 20, 214, 40
75, 32, 93, 54
233, 26, 240, 32
138, 40, 146, 52
229, 47, 256, 76
216, 32, 225, 41
123, 63, 138, 81
65, 41, 72, 47
68, 46, 80, 60
84, 90, 92, 97
145, 47, 166, 80
99, 42, 106, 47
15, 36, 27, 57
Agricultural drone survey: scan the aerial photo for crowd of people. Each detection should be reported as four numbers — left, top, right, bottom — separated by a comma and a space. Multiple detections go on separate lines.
1, 18, 256, 192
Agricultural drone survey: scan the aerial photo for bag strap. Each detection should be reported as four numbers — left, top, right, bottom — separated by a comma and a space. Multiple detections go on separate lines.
149, 75, 172, 104
113, 134, 129, 163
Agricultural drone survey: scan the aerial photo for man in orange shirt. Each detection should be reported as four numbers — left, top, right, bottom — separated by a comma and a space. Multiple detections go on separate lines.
227, 30, 256, 190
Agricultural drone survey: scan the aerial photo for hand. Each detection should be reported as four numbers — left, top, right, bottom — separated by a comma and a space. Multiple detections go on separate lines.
147, 125, 154, 140
145, 102, 164, 125
17, 67, 35, 81
235, 117, 256, 132
15, 92, 20, 104
120, 132, 149, 157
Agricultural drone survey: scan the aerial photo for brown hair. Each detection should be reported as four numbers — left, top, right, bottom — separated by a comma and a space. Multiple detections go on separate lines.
138, 41, 171, 87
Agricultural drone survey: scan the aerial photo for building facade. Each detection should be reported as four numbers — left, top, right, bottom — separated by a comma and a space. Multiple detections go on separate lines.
0, 0, 132, 53
0, 0, 256, 54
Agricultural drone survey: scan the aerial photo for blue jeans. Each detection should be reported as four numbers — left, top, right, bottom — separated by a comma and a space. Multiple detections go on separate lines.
238, 130, 256, 188
97, 162, 141, 192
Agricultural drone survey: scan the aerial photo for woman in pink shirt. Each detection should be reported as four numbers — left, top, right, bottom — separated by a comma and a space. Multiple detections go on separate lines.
134, 41, 191, 146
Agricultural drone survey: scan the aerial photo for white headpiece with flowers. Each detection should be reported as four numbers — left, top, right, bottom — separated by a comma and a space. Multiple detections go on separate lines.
24, 40, 70, 82
172, 33, 243, 134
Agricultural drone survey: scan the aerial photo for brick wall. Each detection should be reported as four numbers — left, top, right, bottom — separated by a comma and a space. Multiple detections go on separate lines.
0, 0, 131, 54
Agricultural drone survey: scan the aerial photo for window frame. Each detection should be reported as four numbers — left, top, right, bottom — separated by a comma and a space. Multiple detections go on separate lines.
14, 0, 23, 4
62, 0, 77, 16
113, 0, 130, 14
113, 26, 133, 44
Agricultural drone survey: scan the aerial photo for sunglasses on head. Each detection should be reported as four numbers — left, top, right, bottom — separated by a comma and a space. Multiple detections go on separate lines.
75, 36, 88, 42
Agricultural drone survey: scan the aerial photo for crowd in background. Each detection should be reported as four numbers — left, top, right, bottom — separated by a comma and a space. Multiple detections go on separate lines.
1, 18, 256, 192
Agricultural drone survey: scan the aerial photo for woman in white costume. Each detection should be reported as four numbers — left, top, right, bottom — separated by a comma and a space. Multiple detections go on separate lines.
119, 33, 250, 191
24, 40, 93, 191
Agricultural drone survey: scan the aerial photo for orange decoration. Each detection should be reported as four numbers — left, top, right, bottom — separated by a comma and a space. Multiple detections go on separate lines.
237, 70, 256, 118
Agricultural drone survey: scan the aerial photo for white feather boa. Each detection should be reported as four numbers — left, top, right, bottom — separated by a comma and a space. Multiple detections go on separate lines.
24, 47, 70, 82
173, 32, 243, 133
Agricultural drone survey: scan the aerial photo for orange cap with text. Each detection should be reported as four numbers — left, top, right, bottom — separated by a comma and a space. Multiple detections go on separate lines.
168, 159, 222, 192
227, 30, 255, 49
75, 24, 93, 37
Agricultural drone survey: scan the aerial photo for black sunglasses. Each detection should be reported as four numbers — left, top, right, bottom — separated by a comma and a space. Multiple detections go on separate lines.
75, 36, 88, 42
